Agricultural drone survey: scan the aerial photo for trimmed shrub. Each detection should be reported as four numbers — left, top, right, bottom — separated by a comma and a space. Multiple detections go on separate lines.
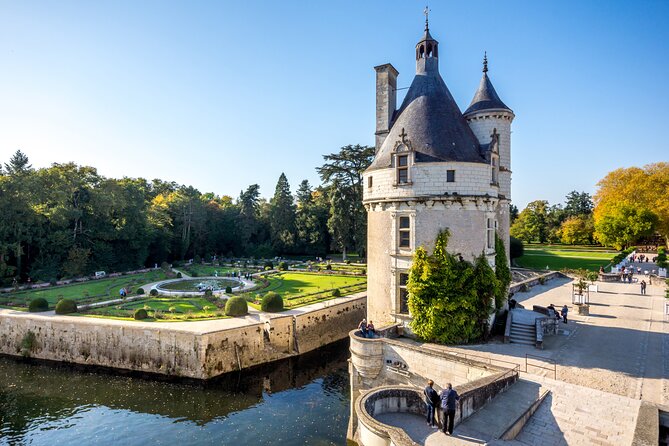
331, 288, 341, 297
278, 261, 288, 271
225, 296, 248, 317
28, 298, 49, 312
49, 278, 58, 286
345, 259, 351, 265
264, 261, 274, 270
261, 291, 284, 312
225, 286, 233, 294
176, 272, 182, 278
136, 287, 145, 295
134, 308, 149, 320
510, 237, 524, 259
204, 289, 213, 297
149, 289, 158, 296
55, 299, 77, 315
325, 264, 332, 270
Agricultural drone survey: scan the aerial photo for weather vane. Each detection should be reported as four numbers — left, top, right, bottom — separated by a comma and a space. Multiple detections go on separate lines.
424, 6, 430, 30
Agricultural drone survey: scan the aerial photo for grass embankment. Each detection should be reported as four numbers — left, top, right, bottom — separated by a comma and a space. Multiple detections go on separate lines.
0, 270, 170, 309
515, 244, 619, 271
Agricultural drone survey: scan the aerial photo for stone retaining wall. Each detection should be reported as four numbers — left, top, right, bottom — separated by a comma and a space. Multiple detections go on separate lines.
0, 296, 365, 380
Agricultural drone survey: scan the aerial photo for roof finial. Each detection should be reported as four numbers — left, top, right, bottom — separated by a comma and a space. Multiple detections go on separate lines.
483, 51, 488, 74
423, 6, 430, 31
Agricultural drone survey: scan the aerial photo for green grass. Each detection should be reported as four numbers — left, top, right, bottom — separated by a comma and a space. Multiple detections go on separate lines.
262, 272, 366, 299
516, 244, 619, 271
84, 296, 227, 321
0, 270, 170, 309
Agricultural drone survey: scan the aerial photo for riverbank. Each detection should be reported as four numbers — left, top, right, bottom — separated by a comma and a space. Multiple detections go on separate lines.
0, 294, 365, 379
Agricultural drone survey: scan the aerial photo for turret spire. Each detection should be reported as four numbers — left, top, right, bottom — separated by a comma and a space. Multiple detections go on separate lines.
423, 6, 430, 31
483, 51, 488, 73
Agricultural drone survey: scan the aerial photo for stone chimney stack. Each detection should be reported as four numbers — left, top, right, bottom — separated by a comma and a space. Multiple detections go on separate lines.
374, 64, 398, 153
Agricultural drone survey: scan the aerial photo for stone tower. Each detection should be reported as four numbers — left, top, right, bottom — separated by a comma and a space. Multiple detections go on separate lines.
464, 53, 515, 263
363, 23, 513, 327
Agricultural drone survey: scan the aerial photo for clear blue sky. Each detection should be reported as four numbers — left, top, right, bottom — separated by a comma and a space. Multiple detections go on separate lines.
1, 0, 667, 209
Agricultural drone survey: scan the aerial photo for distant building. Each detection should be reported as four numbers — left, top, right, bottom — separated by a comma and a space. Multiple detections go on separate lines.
363, 19, 514, 327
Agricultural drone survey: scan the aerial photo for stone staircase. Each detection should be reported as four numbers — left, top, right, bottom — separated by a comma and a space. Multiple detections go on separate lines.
509, 320, 536, 346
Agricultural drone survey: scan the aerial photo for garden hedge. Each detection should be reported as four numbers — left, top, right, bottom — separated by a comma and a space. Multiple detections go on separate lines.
55, 299, 78, 315
225, 296, 248, 317
134, 308, 149, 320
28, 298, 49, 312
261, 291, 284, 312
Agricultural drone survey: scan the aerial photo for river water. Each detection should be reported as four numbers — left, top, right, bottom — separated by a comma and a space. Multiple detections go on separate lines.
0, 341, 352, 446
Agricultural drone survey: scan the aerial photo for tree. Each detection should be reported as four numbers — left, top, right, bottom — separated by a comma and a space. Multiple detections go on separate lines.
295, 180, 329, 256
4, 150, 32, 175
564, 191, 593, 217
594, 163, 669, 247
510, 200, 549, 243
317, 144, 374, 258
269, 173, 296, 254
509, 204, 519, 224
559, 215, 594, 245
594, 204, 657, 250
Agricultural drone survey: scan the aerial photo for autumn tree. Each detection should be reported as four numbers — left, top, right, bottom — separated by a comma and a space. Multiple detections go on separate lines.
594, 163, 668, 247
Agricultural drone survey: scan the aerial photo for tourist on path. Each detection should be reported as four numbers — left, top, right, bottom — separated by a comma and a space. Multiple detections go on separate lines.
424, 379, 439, 428
358, 319, 368, 337
440, 383, 459, 435
640, 280, 647, 295
561, 305, 568, 324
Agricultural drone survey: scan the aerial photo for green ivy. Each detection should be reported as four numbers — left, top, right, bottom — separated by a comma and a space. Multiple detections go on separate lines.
407, 230, 501, 344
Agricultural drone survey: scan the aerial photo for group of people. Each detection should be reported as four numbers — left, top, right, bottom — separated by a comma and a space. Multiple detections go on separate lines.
547, 303, 568, 324
118, 287, 131, 298
424, 380, 460, 435
358, 319, 376, 338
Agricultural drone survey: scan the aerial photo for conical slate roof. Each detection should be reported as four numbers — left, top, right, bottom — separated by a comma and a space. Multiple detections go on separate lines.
464, 72, 511, 115
368, 61, 484, 170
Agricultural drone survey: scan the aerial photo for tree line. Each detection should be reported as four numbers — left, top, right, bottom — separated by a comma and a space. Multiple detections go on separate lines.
0, 145, 374, 285
510, 162, 669, 249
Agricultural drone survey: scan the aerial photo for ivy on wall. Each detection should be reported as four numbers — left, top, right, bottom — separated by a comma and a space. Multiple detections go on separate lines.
406, 229, 508, 344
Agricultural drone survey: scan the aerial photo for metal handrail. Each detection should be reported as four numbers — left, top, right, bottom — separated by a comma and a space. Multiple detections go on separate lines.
525, 353, 557, 379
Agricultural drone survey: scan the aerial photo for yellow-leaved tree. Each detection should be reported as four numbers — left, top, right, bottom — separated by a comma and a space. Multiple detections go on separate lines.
593, 163, 669, 248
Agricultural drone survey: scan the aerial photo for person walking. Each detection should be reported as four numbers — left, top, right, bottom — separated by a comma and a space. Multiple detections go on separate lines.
440, 383, 459, 435
424, 379, 439, 428
640, 280, 647, 295
561, 305, 568, 324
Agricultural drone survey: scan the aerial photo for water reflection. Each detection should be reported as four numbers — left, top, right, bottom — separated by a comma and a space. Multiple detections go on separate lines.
0, 340, 351, 445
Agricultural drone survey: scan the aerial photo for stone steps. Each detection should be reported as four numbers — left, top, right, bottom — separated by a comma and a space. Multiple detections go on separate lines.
509, 321, 536, 346
453, 379, 550, 442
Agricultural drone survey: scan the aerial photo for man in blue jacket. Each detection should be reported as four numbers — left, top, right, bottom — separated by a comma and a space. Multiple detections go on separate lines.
423, 379, 440, 428
440, 383, 459, 435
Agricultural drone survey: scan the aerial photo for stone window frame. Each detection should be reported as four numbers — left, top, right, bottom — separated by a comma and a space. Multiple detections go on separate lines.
367, 175, 373, 188
486, 216, 496, 251
391, 137, 414, 187
446, 169, 455, 183
397, 270, 410, 315
391, 211, 416, 255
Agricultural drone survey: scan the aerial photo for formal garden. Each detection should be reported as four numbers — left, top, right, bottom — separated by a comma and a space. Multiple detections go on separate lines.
0, 261, 367, 321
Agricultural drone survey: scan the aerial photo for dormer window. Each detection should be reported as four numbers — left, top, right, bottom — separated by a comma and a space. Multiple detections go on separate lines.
392, 129, 414, 186
397, 155, 409, 184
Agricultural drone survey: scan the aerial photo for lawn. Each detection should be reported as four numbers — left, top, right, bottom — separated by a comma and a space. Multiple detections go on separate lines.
84, 296, 226, 321
249, 272, 367, 309
515, 245, 619, 271
0, 270, 170, 309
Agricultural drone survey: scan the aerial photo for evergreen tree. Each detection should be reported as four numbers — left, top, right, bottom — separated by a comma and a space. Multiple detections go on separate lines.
4, 150, 32, 175
269, 173, 296, 254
